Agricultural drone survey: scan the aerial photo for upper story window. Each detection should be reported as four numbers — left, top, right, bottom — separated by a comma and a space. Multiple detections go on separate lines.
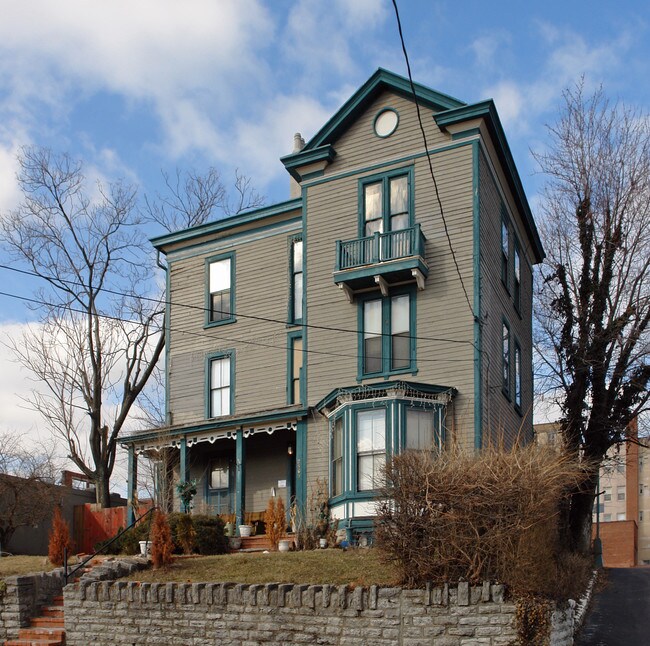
502, 320, 510, 398
207, 254, 235, 326
405, 408, 436, 450
209, 353, 232, 418
361, 291, 414, 378
361, 170, 412, 238
289, 237, 303, 323
501, 215, 509, 290
513, 239, 521, 313
288, 332, 304, 405
356, 409, 386, 492
514, 340, 522, 411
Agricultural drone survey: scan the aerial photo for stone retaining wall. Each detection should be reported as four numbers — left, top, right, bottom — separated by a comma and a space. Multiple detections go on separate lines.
0, 568, 66, 641
63, 579, 576, 645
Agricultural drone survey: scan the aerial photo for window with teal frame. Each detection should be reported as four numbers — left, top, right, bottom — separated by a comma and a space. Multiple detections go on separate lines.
359, 288, 416, 379
514, 339, 522, 412
206, 252, 235, 327
206, 350, 235, 418
513, 238, 521, 314
501, 210, 510, 292
359, 167, 413, 238
287, 331, 304, 405
288, 236, 303, 324
502, 320, 511, 399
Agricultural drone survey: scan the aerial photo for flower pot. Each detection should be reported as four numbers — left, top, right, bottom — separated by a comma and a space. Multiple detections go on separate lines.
239, 524, 253, 537
278, 539, 292, 552
139, 540, 151, 556
319, 538, 328, 549
224, 522, 234, 537
229, 537, 242, 550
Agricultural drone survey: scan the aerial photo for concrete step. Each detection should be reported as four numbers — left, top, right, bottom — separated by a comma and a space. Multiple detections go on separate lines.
11, 627, 65, 642
5, 639, 63, 646
51, 596, 64, 607
29, 618, 64, 629
40, 608, 63, 619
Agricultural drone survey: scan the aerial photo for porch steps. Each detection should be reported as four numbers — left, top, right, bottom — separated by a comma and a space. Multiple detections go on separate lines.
239, 534, 296, 551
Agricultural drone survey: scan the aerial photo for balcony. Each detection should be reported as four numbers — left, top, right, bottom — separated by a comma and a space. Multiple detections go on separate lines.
333, 224, 428, 299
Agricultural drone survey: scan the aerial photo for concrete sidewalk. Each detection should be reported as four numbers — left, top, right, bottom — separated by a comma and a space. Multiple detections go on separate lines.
575, 567, 650, 646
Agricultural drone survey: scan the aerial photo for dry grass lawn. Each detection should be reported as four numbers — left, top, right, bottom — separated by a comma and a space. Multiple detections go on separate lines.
0, 555, 54, 578
123, 549, 399, 586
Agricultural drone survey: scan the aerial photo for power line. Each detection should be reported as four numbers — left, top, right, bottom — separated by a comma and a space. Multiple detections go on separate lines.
390, 0, 476, 320
0, 262, 478, 350
0, 288, 478, 366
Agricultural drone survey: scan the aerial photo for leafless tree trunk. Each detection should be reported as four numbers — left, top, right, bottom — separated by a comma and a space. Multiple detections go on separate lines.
1, 148, 263, 507
534, 81, 650, 553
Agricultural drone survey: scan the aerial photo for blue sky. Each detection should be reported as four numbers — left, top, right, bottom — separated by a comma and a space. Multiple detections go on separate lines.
0, 0, 649, 439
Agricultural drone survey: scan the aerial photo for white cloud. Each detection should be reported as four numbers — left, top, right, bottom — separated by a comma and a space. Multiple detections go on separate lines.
470, 31, 512, 70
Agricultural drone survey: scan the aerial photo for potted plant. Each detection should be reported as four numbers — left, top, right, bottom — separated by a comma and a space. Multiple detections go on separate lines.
176, 479, 197, 513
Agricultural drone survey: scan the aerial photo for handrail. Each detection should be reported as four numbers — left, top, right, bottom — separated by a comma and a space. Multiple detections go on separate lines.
64, 505, 157, 583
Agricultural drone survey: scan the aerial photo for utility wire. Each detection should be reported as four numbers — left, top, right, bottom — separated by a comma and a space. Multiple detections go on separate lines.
391, 0, 476, 320
0, 262, 478, 351
0, 288, 478, 365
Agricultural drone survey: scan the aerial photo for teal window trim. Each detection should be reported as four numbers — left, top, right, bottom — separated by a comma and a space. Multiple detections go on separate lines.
373, 107, 400, 139
205, 251, 236, 328
286, 331, 305, 405
357, 286, 417, 380
205, 349, 235, 419
514, 338, 522, 414
287, 235, 304, 326
501, 207, 510, 293
357, 166, 414, 238
502, 318, 511, 401
399, 401, 445, 452
513, 236, 522, 316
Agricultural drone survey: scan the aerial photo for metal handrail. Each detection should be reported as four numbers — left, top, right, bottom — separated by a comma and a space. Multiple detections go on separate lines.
64, 505, 157, 582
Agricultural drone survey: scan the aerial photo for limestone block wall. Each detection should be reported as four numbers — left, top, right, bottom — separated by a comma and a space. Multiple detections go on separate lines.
0, 568, 66, 641
63, 579, 576, 646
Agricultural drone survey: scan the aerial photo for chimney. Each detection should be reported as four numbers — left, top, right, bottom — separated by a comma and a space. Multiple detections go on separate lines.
289, 132, 306, 199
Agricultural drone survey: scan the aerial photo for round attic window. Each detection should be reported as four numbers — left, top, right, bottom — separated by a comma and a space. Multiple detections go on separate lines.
374, 109, 399, 138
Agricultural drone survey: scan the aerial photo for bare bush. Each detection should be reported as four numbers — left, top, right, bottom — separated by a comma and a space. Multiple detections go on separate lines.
375, 444, 591, 599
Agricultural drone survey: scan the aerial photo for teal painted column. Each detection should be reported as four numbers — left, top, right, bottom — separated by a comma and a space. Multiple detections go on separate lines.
235, 431, 246, 530
295, 421, 307, 514
179, 438, 189, 512
126, 445, 137, 526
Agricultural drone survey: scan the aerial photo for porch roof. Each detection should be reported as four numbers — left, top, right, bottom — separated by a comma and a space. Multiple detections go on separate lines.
120, 406, 308, 452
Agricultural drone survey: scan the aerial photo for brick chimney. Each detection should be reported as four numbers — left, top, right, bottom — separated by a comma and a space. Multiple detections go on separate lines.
289, 132, 305, 199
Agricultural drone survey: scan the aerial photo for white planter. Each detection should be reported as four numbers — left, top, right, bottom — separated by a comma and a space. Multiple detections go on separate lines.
278, 539, 292, 552
319, 538, 328, 549
239, 524, 253, 537
139, 540, 151, 556
229, 537, 242, 550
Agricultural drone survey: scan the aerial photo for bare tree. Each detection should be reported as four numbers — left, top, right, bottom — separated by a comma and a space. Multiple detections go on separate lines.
0, 431, 60, 550
534, 82, 650, 553
1, 147, 263, 507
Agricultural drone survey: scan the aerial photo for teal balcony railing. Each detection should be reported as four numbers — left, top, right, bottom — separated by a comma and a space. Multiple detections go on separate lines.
335, 224, 425, 271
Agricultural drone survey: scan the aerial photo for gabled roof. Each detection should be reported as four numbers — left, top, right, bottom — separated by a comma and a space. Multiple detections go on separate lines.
303, 67, 466, 151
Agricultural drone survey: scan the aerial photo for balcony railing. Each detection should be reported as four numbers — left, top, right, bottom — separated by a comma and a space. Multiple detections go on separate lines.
335, 224, 425, 271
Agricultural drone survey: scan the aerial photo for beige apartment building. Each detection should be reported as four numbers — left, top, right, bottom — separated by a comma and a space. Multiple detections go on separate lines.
124, 69, 544, 540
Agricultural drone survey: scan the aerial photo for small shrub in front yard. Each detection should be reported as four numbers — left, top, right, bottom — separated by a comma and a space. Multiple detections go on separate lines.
150, 511, 174, 568
191, 515, 228, 555
375, 443, 591, 600
264, 497, 286, 550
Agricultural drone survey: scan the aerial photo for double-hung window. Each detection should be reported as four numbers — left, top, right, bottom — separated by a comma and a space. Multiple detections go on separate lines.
514, 340, 522, 411
332, 417, 343, 497
209, 354, 232, 417
501, 214, 509, 290
356, 409, 386, 491
207, 255, 234, 325
513, 240, 521, 313
361, 291, 414, 377
288, 333, 303, 405
289, 237, 303, 323
502, 321, 510, 398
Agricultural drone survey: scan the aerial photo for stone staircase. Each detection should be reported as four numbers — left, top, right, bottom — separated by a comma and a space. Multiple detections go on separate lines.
4, 595, 65, 646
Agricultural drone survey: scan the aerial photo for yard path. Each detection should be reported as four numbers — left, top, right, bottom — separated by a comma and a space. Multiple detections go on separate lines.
575, 567, 650, 646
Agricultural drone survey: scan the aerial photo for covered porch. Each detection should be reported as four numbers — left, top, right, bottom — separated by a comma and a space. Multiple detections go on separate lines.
123, 409, 308, 535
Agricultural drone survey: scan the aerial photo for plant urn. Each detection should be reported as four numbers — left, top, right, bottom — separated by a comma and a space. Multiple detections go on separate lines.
319, 538, 327, 549
229, 537, 242, 550
278, 539, 292, 552
139, 540, 151, 556
239, 524, 253, 537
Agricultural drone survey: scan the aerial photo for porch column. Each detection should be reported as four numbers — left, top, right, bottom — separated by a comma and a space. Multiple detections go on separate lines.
295, 420, 307, 513
126, 445, 138, 526
235, 430, 246, 530
179, 437, 189, 482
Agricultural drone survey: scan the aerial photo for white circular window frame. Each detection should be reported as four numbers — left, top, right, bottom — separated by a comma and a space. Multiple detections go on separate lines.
373, 108, 399, 138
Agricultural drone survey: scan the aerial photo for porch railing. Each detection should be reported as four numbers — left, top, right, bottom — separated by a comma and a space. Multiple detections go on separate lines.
335, 224, 425, 271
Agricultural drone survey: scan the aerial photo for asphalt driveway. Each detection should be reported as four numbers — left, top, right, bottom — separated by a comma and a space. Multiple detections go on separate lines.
575, 567, 650, 646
